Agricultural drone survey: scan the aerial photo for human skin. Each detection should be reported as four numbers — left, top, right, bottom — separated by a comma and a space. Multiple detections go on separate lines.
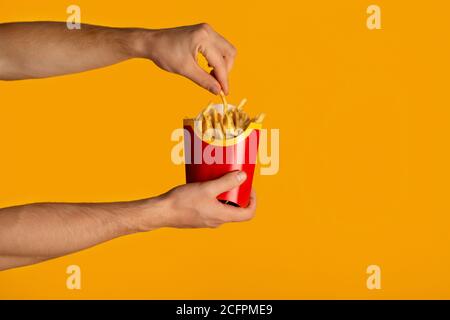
0, 21, 236, 94
0, 171, 256, 271
0, 22, 254, 271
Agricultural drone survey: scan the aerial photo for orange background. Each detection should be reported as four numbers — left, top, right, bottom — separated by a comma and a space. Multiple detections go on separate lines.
1, 0, 450, 299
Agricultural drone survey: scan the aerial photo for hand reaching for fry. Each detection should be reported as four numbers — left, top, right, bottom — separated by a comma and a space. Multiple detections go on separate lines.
139, 23, 237, 95
139, 171, 256, 230
0, 22, 236, 94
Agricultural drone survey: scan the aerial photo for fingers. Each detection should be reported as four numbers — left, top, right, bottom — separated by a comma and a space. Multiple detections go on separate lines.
195, 24, 236, 95
183, 61, 221, 94
213, 34, 237, 73
223, 55, 235, 74
202, 170, 247, 196
201, 46, 229, 94
221, 189, 257, 222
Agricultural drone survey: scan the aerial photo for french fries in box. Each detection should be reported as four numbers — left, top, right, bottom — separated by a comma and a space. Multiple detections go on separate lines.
183, 96, 264, 207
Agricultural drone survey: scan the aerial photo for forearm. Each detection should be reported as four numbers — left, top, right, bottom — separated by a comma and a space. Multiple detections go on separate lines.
0, 22, 235, 93
0, 198, 164, 270
0, 21, 149, 80
0, 172, 255, 271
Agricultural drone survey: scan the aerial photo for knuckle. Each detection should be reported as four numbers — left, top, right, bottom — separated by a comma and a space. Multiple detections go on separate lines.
229, 45, 237, 56
193, 23, 210, 39
198, 22, 211, 31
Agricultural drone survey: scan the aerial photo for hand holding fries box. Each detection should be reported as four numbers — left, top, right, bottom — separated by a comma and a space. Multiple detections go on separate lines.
183, 95, 265, 207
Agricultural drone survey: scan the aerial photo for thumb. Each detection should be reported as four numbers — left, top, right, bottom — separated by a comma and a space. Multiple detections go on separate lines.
204, 171, 247, 196
182, 60, 221, 95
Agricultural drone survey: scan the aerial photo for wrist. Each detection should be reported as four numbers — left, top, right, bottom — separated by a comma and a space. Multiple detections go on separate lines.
131, 195, 172, 232
127, 28, 159, 60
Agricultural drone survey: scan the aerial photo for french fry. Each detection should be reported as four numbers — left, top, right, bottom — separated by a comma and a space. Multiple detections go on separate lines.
237, 98, 247, 111
223, 112, 236, 138
194, 98, 264, 140
201, 117, 206, 133
233, 109, 240, 129
213, 109, 224, 140
203, 114, 214, 141
254, 113, 266, 124
219, 90, 228, 110
238, 112, 249, 129
203, 103, 213, 119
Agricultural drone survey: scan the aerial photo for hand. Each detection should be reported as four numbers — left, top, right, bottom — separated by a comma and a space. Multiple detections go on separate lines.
139, 23, 237, 95
141, 171, 256, 230
0, 171, 255, 271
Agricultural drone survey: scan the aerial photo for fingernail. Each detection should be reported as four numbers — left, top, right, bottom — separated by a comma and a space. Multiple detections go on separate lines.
237, 171, 247, 182
210, 86, 220, 95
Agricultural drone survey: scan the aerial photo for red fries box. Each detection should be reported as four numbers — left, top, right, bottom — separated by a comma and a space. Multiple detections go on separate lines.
183, 103, 262, 208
